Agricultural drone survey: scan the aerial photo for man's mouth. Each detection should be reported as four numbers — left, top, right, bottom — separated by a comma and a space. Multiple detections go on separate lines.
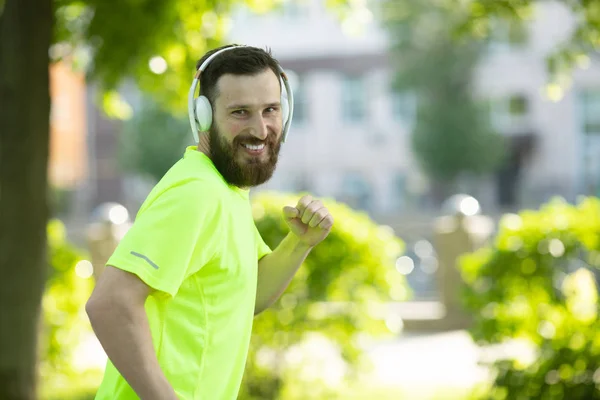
239, 140, 269, 157
241, 143, 266, 151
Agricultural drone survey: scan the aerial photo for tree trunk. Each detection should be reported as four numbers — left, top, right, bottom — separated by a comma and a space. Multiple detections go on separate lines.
0, 0, 53, 398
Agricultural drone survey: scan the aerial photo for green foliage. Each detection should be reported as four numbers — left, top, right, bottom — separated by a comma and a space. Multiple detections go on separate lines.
240, 192, 408, 399
54, 0, 238, 112
40, 220, 97, 397
411, 85, 506, 183
118, 99, 192, 182
459, 197, 600, 399
382, 0, 506, 186
383, 0, 600, 90
452, 0, 600, 88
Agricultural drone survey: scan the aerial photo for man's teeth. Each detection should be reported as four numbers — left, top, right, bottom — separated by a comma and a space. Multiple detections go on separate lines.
242, 143, 265, 150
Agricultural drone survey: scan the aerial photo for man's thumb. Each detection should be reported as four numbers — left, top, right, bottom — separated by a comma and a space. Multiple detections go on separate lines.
282, 206, 299, 219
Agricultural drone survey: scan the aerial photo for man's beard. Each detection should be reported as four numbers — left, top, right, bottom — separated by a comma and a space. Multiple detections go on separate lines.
209, 124, 282, 188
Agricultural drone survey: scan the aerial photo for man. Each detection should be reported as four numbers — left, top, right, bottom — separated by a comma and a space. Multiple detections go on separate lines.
86, 45, 334, 400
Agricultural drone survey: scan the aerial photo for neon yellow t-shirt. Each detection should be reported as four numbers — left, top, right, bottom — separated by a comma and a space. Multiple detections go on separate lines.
94, 146, 272, 400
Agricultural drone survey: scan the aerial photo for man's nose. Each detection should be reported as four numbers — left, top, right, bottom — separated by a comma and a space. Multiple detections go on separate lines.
249, 114, 269, 140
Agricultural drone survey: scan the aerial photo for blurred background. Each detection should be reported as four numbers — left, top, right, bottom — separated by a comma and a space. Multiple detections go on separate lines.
2, 0, 600, 399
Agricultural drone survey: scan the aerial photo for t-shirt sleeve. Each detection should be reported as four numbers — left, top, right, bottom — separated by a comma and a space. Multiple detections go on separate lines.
106, 180, 219, 298
255, 224, 272, 261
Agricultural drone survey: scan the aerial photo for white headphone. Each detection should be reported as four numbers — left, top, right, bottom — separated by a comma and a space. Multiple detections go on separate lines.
187, 45, 294, 144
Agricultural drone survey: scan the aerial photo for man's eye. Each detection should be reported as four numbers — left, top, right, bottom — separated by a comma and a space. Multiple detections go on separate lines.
232, 110, 247, 116
265, 107, 278, 113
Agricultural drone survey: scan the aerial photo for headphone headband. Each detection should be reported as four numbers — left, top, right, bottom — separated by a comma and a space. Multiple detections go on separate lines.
188, 45, 294, 144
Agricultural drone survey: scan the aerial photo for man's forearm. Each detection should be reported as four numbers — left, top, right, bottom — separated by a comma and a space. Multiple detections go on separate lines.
255, 232, 312, 314
87, 299, 178, 400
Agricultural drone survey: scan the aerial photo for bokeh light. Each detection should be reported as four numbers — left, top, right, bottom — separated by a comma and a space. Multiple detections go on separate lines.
148, 56, 167, 74
459, 196, 480, 216
75, 260, 94, 279
395, 256, 415, 275
108, 204, 129, 225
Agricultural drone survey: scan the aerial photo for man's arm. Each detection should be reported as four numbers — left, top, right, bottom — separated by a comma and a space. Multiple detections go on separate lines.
254, 195, 334, 315
255, 233, 312, 315
86, 266, 178, 400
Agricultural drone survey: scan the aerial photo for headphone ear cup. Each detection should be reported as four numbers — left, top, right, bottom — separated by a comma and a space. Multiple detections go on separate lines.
194, 96, 213, 132
281, 95, 290, 125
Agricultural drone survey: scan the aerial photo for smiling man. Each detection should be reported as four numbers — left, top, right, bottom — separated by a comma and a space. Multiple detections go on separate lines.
204, 66, 283, 187
86, 45, 334, 400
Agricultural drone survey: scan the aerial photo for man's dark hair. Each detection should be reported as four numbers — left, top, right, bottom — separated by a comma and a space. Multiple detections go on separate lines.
196, 44, 281, 105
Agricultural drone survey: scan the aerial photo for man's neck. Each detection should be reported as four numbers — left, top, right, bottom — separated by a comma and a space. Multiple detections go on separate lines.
196, 133, 211, 157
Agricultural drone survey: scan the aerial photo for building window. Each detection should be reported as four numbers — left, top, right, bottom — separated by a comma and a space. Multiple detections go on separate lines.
579, 89, 600, 195
391, 91, 416, 127
292, 75, 307, 125
293, 174, 311, 192
340, 172, 372, 211
488, 94, 530, 133
506, 95, 528, 115
393, 173, 407, 210
581, 90, 600, 135
342, 75, 366, 123
488, 19, 528, 52
279, 0, 310, 21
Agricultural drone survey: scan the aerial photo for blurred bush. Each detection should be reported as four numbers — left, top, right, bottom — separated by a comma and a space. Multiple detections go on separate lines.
49, 186, 75, 218
460, 197, 600, 399
239, 192, 408, 400
118, 99, 192, 183
39, 220, 97, 399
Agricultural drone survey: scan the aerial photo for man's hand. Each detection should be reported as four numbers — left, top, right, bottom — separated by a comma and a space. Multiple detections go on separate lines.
282, 195, 334, 248
255, 195, 334, 314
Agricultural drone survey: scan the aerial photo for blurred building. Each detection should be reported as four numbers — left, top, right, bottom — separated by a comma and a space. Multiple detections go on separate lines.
227, 0, 600, 214
49, 60, 132, 233
49, 62, 88, 190
228, 0, 417, 216
54, 0, 600, 229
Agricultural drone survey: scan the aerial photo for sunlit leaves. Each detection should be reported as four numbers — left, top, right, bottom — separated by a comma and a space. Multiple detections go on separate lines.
385, 0, 599, 97
245, 0, 282, 14
102, 90, 133, 120
459, 196, 600, 399
563, 268, 598, 324
464, 0, 597, 92
40, 220, 94, 391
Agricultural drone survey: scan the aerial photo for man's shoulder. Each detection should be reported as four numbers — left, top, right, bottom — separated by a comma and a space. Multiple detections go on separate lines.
134, 153, 230, 215
153, 156, 226, 197
163, 155, 223, 187
152, 177, 225, 207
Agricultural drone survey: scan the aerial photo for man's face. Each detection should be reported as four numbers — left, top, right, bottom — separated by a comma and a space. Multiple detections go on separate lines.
209, 68, 284, 188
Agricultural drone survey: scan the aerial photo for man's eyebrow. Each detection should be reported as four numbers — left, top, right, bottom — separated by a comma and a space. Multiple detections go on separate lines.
226, 102, 281, 110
